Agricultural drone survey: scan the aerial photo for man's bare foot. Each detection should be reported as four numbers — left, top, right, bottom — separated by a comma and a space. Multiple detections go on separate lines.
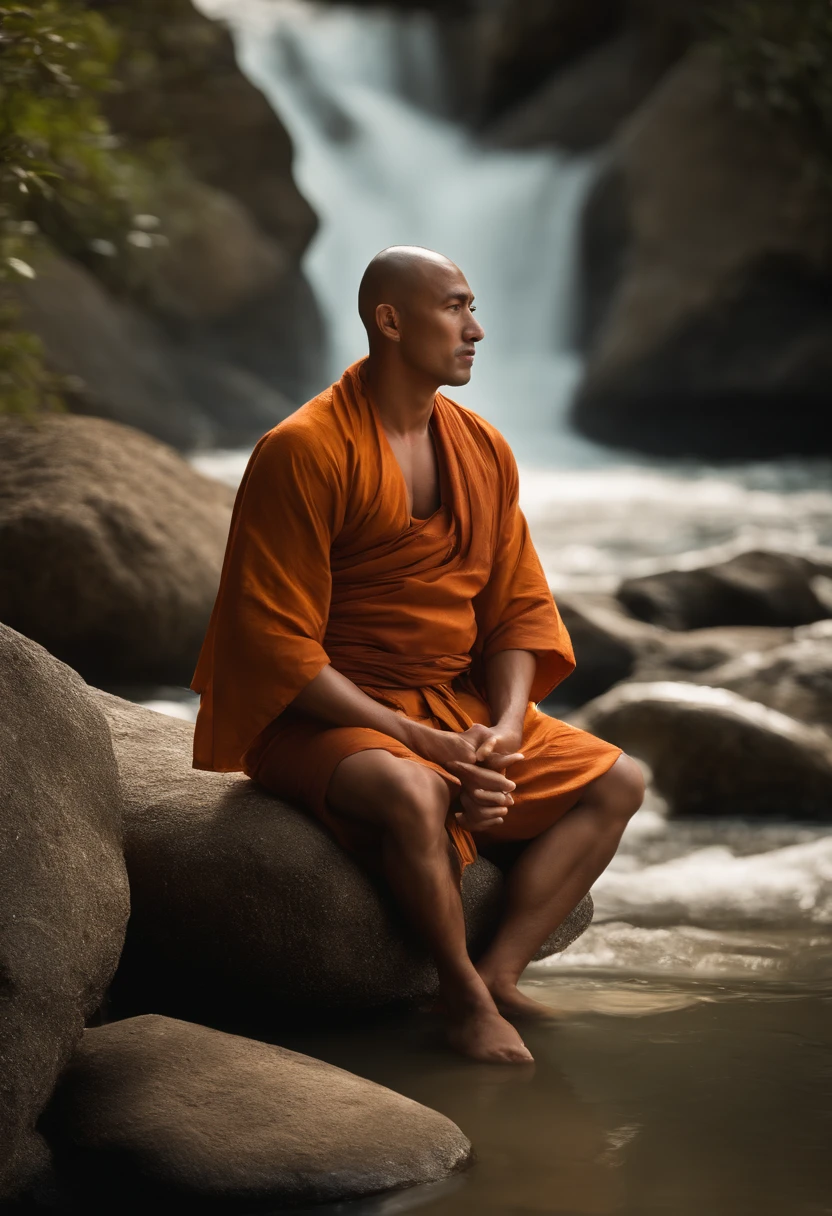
445, 1004, 534, 1064
489, 982, 568, 1021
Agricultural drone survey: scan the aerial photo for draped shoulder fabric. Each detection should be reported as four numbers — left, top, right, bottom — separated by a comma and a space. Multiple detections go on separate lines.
191, 355, 575, 775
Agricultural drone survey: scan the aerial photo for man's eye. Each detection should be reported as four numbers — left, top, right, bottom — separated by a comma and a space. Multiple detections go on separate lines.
470, 305, 476, 312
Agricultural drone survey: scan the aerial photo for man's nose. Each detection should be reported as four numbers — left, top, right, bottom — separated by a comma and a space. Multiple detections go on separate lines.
466, 317, 485, 342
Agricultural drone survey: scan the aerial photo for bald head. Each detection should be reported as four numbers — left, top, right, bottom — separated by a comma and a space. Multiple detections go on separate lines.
358, 245, 458, 337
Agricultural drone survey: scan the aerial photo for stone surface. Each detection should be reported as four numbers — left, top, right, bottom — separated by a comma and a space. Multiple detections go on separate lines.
98, 694, 593, 1021
573, 47, 832, 457
485, 23, 682, 152
690, 633, 832, 731
618, 551, 829, 631
16, 246, 298, 449
631, 623, 793, 682
554, 592, 660, 705
576, 680, 832, 819
45, 1015, 471, 1210
0, 625, 129, 1202
553, 591, 794, 705
0, 414, 234, 684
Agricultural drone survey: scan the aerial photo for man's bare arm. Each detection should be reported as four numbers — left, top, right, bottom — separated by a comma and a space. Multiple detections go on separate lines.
484, 649, 536, 747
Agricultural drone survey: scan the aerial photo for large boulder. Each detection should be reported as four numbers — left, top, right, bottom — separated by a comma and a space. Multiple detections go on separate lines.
0, 414, 234, 684
44, 1015, 471, 1211
554, 592, 660, 704
618, 550, 829, 631
573, 47, 832, 457
0, 625, 129, 1203
98, 693, 592, 1022
15, 247, 298, 450
689, 627, 832, 731
575, 680, 832, 819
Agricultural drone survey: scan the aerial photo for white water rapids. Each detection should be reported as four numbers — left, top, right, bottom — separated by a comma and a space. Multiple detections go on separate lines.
183, 0, 832, 989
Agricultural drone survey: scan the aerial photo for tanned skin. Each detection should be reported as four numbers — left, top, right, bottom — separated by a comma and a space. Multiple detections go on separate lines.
291, 245, 644, 1064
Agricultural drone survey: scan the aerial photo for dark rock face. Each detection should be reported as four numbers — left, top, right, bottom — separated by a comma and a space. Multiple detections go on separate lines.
573, 48, 832, 457
0, 625, 129, 1202
690, 627, 832, 731
555, 593, 659, 705
553, 590, 795, 705
576, 680, 832, 819
45, 1015, 472, 1211
98, 694, 592, 1022
618, 551, 829, 632
0, 414, 234, 684
91, 0, 316, 259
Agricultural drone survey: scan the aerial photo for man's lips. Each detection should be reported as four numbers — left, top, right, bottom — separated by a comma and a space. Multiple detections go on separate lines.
458, 352, 475, 363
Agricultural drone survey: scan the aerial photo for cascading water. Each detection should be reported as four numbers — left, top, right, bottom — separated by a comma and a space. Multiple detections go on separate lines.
199, 0, 607, 466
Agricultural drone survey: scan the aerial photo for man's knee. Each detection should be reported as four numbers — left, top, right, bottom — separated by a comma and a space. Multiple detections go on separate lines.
379, 761, 451, 846
331, 751, 450, 844
593, 753, 645, 825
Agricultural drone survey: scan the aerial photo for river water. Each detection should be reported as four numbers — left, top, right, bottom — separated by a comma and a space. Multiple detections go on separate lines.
178, 2, 832, 1211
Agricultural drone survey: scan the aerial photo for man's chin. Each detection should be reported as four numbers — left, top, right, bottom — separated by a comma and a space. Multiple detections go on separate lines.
443, 365, 474, 388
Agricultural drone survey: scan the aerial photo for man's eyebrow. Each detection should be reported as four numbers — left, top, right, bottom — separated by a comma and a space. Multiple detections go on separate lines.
442, 290, 475, 304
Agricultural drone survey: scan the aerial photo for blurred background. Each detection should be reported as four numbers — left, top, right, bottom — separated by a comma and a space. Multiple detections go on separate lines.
2, 0, 832, 1052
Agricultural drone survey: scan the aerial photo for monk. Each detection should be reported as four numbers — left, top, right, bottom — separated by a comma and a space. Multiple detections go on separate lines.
191, 245, 644, 1065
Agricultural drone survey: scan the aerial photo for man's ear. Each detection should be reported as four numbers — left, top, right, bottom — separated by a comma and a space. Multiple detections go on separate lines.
375, 303, 401, 342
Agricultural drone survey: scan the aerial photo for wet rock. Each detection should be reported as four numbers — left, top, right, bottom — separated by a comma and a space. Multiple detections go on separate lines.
576, 680, 832, 819
45, 1015, 471, 1211
97, 693, 592, 1021
555, 592, 660, 704
618, 551, 828, 631
690, 633, 832, 731
0, 625, 129, 1202
632, 624, 794, 682
0, 414, 234, 684
572, 47, 832, 458
553, 591, 791, 705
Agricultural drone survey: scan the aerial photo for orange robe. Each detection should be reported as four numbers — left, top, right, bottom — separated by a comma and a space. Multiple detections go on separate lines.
191, 356, 621, 870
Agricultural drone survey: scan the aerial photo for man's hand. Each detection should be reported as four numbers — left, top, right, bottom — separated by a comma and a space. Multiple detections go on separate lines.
448, 721, 525, 832
400, 717, 526, 832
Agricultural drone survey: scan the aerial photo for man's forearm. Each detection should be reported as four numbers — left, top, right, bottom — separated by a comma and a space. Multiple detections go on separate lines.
291, 662, 418, 748
484, 649, 536, 732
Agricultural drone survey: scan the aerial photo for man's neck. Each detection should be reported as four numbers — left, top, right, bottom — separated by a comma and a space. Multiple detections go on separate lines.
362, 354, 437, 439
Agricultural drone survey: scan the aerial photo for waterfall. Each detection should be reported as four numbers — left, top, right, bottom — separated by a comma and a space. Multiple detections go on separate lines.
197, 0, 609, 467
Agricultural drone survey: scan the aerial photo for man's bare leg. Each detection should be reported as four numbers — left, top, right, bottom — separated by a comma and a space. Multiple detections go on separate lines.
476, 754, 645, 1019
327, 749, 533, 1063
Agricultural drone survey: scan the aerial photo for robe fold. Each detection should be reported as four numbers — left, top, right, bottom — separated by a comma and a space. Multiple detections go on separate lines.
191, 356, 621, 870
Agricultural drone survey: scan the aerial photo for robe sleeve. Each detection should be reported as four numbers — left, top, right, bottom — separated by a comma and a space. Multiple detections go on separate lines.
191, 423, 344, 771
471, 439, 575, 705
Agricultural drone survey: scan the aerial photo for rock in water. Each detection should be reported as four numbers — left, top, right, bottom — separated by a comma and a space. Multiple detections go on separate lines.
97, 693, 592, 1021
0, 413, 234, 684
691, 632, 832, 731
576, 681, 832, 819
618, 551, 828, 631
44, 1015, 471, 1210
0, 625, 129, 1202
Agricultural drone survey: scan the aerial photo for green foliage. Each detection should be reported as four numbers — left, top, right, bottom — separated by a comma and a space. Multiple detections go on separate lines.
710, 0, 832, 179
0, 2, 159, 414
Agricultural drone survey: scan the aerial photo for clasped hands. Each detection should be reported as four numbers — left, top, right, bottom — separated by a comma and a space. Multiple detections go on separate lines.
406, 719, 524, 833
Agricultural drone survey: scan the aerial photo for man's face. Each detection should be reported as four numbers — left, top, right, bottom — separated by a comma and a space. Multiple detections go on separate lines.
397, 263, 485, 387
